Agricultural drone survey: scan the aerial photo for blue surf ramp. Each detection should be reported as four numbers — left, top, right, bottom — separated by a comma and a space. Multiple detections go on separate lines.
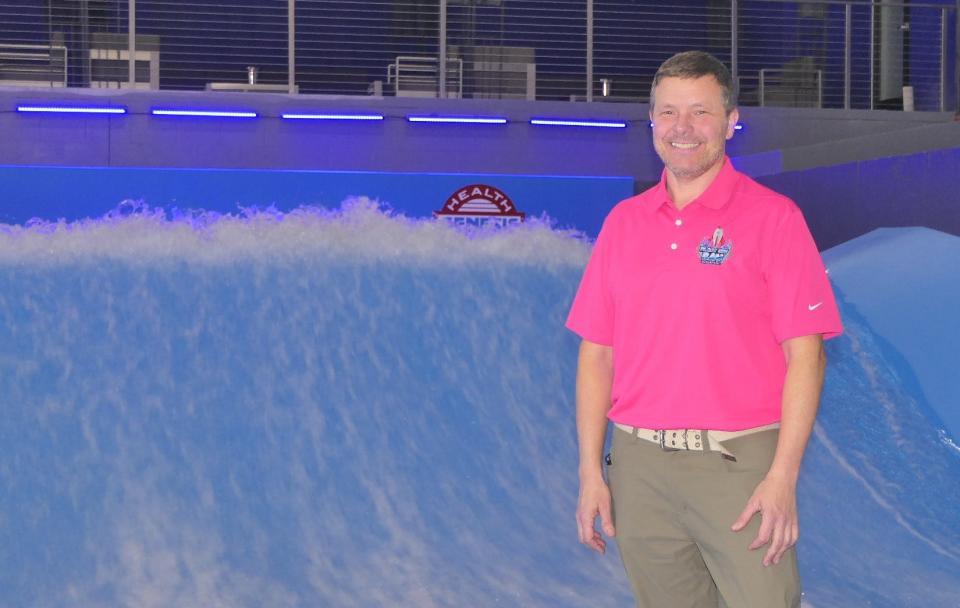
0, 203, 632, 607
0, 206, 957, 607
798, 227, 960, 608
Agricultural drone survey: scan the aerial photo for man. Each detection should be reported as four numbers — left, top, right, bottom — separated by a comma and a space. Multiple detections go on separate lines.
566, 51, 842, 607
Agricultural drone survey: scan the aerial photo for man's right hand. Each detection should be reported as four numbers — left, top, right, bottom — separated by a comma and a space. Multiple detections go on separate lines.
576, 475, 616, 554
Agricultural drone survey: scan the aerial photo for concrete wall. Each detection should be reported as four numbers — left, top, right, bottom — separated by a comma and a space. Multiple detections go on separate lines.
1, 87, 954, 184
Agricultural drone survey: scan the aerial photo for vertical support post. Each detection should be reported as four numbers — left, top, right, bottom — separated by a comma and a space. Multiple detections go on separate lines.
289, 0, 296, 94
587, 0, 594, 102
817, 69, 823, 108
731, 0, 738, 84
869, 1, 875, 109
940, 7, 948, 111
844, 2, 852, 109
956, 1, 960, 113
759, 69, 765, 106
128, 0, 136, 87
80, 0, 89, 86
439, 0, 447, 98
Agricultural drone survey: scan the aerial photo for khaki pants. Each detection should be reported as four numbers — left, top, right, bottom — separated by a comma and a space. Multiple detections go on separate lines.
608, 426, 801, 608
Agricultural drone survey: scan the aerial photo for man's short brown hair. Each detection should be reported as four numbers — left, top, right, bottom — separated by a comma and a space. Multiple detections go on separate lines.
650, 51, 737, 114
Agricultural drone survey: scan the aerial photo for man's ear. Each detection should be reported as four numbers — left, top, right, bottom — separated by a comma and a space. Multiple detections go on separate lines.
725, 108, 740, 140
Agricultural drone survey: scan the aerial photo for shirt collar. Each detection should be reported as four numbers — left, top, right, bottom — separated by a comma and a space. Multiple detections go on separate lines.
647, 156, 738, 214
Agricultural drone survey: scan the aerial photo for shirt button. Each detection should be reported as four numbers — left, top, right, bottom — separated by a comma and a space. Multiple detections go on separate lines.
675, 219, 683, 226
670, 243, 678, 250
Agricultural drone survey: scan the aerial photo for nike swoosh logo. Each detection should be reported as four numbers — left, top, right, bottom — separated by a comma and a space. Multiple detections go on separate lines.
808, 302, 823, 311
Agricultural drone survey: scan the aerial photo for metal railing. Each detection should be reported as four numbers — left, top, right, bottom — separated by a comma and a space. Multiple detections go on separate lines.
386, 55, 463, 98
759, 68, 823, 108
0, 42, 67, 87
0, 0, 955, 111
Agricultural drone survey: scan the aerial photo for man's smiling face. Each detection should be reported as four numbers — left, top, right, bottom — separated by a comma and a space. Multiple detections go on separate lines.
650, 75, 738, 181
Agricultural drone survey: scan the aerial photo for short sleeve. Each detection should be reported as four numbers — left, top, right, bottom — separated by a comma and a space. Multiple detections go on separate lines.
763, 206, 843, 343
566, 218, 616, 345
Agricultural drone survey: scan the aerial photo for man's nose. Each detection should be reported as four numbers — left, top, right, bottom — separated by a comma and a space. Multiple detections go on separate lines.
674, 113, 692, 132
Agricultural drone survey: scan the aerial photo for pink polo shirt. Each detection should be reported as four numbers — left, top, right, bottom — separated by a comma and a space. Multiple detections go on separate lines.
566, 157, 842, 430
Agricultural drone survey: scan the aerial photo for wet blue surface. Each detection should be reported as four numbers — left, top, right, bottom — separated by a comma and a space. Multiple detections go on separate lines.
0, 211, 956, 607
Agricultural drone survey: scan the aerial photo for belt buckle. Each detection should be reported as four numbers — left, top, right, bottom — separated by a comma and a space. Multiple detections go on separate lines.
654, 429, 705, 452
655, 429, 682, 452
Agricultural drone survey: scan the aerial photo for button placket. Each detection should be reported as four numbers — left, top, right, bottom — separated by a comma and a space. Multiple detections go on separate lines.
670, 216, 683, 251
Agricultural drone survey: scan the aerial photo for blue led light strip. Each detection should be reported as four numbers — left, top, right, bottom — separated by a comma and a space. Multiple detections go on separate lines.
530, 118, 626, 128
152, 109, 258, 118
407, 115, 507, 124
282, 113, 384, 121
16, 105, 127, 115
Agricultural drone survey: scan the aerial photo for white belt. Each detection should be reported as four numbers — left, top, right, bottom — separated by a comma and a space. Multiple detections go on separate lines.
613, 422, 780, 461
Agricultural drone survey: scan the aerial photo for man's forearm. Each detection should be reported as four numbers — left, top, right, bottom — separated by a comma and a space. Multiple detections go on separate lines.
576, 340, 614, 481
767, 335, 827, 482
732, 334, 826, 563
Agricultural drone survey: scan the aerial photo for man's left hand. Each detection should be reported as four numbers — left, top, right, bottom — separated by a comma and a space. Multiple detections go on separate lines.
731, 474, 798, 567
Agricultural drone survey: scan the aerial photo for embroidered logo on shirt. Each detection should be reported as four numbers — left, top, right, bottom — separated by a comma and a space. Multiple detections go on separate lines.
808, 302, 823, 311
698, 226, 732, 265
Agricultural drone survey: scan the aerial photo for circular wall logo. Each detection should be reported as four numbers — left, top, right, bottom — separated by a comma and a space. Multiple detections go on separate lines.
434, 184, 525, 227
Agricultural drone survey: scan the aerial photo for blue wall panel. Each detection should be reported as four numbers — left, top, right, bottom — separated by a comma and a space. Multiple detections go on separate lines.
0, 165, 634, 237
757, 147, 960, 249
4, 143, 958, 249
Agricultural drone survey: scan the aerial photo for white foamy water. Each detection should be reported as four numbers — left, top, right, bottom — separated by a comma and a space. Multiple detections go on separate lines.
0, 198, 592, 267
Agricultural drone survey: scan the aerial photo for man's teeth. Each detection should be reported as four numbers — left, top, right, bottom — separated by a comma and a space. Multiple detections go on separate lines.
671, 142, 699, 149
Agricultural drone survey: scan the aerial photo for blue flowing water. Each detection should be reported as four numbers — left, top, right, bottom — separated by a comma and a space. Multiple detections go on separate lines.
0, 202, 957, 607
